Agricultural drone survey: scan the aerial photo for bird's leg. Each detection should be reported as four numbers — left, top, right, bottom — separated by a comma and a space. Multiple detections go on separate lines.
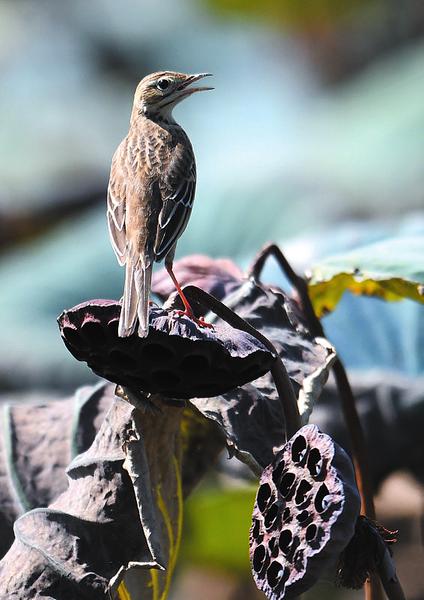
165, 262, 213, 329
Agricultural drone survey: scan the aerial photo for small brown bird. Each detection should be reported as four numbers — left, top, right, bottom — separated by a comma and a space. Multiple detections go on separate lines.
107, 71, 213, 337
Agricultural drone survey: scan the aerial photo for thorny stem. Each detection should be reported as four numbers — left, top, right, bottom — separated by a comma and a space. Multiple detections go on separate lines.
183, 285, 301, 439
249, 243, 405, 600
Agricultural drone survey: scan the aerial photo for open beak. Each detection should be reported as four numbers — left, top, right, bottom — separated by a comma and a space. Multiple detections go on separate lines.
178, 73, 214, 96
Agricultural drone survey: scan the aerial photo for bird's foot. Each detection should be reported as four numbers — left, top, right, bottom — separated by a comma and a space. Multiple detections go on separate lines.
174, 308, 214, 330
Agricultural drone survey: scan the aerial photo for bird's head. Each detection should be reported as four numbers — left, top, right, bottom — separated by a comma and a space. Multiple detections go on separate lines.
132, 71, 213, 121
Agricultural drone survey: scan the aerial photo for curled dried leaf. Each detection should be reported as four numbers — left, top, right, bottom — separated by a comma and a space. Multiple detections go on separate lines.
192, 281, 336, 469
336, 515, 398, 589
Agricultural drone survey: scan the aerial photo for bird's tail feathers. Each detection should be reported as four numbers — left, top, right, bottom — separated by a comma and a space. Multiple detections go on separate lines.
118, 260, 139, 337
134, 261, 153, 338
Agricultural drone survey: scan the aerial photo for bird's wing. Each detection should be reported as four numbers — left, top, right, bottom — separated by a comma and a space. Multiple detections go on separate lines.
154, 150, 196, 262
107, 147, 127, 266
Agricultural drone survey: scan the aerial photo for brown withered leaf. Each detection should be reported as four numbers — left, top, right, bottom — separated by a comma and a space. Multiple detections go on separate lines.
0, 387, 224, 599
0, 381, 114, 559
192, 280, 336, 472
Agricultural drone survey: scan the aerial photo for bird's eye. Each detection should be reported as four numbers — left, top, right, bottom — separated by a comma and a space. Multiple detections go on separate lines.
157, 78, 170, 91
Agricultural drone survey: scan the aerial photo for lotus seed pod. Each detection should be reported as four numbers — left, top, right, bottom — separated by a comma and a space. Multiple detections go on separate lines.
58, 300, 275, 399
250, 424, 360, 599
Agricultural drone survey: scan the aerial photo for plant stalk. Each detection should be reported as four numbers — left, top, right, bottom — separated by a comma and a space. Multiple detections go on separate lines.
248, 243, 404, 600
248, 243, 375, 511
183, 285, 301, 438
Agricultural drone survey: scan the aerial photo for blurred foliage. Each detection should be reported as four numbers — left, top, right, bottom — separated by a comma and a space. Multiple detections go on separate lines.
203, 0, 377, 28
308, 235, 424, 317
180, 485, 256, 575
323, 294, 424, 376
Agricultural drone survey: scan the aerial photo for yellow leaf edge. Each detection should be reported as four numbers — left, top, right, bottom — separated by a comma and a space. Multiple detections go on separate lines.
308, 272, 424, 317
117, 455, 183, 600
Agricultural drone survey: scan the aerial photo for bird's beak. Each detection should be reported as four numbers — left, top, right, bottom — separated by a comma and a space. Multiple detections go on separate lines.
178, 73, 214, 96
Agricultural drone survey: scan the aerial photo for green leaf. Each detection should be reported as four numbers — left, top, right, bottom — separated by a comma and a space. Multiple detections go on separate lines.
180, 486, 257, 575
308, 236, 424, 317
203, 0, 374, 28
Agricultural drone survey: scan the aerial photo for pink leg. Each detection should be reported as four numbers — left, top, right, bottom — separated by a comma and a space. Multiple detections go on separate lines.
166, 263, 213, 329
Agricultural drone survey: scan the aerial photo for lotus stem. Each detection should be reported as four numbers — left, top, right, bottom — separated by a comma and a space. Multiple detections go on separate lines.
183, 285, 301, 438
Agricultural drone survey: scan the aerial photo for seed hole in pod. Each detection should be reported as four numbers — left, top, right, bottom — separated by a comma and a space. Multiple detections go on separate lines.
314, 483, 332, 513
257, 483, 272, 513
142, 343, 174, 362
287, 535, 300, 562
151, 370, 181, 387
81, 321, 106, 345
291, 435, 307, 463
293, 549, 304, 570
264, 503, 279, 530
272, 460, 285, 485
268, 537, 279, 558
309, 526, 325, 550
252, 544, 267, 573
307, 448, 323, 478
266, 561, 286, 590
109, 349, 137, 370
278, 529, 292, 554
295, 479, 312, 505
305, 524, 317, 542
283, 507, 291, 523
296, 510, 309, 524
252, 519, 261, 540
279, 472, 296, 498
282, 507, 291, 522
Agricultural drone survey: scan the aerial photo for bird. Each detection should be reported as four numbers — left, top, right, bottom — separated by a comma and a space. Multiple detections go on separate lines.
107, 71, 213, 337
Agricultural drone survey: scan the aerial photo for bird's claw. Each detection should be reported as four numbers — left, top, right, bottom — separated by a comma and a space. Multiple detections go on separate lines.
174, 309, 214, 330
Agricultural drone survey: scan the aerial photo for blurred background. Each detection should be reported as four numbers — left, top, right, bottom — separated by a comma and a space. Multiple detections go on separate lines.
0, 0, 423, 598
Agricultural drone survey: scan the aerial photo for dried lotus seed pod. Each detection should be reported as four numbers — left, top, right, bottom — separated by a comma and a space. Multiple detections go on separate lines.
59, 299, 275, 399
250, 424, 360, 599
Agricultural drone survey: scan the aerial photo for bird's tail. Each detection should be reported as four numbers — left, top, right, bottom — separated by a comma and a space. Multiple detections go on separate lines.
135, 261, 153, 338
118, 260, 153, 338
118, 261, 138, 337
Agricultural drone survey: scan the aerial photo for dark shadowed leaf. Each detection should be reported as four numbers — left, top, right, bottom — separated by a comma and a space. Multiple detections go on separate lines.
0, 398, 167, 598
308, 235, 424, 317
192, 281, 336, 471
58, 300, 275, 399
307, 369, 424, 487
250, 425, 360, 599
337, 515, 398, 590
0, 381, 114, 558
179, 406, 226, 497
0, 386, 225, 599
0, 383, 224, 568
